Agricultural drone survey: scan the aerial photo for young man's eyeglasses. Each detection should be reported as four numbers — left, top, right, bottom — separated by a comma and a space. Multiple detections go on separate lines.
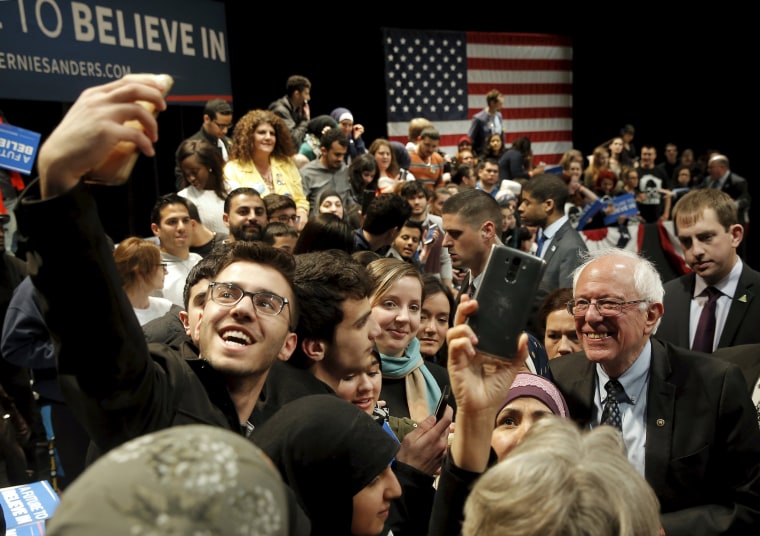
208, 282, 291, 323
213, 120, 233, 130
274, 215, 300, 224
566, 299, 648, 317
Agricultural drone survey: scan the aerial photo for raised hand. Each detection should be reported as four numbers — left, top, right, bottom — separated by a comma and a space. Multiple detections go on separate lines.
37, 73, 171, 198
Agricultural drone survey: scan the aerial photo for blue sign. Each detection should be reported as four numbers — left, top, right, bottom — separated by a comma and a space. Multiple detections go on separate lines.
0, 122, 41, 174
603, 193, 639, 225
0, 0, 230, 104
0, 480, 60, 533
575, 199, 603, 230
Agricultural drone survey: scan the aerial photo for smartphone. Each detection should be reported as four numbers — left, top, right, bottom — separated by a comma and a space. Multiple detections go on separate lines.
86, 73, 174, 185
434, 385, 451, 421
465, 245, 546, 360
424, 224, 438, 245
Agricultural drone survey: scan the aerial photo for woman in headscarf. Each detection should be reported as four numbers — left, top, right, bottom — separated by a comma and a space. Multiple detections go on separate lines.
46, 424, 308, 536
427, 293, 571, 536
252, 394, 402, 536
330, 107, 367, 164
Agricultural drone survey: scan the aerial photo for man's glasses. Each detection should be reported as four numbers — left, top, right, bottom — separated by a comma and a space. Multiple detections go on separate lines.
274, 215, 300, 224
213, 120, 233, 130
209, 282, 290, 320
566, 299, 648, 317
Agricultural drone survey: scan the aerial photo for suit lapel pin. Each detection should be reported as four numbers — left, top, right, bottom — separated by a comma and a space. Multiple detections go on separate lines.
656, 419, 665, 427
738, 294, 748, 303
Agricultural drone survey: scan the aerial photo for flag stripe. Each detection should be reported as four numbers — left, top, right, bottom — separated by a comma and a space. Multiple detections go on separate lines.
467, 82, 573, 93
383, 28, 573, 165
466, 32, 573, 47
468, 58, 573, 71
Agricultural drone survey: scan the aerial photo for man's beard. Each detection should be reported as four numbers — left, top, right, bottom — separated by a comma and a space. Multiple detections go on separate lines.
231, 223, 262, 242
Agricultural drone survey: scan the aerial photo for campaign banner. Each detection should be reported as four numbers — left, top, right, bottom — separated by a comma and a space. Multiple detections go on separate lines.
602, 193, 638, 225
0, 0, 230, 104
575, 199, 603, 230
0, 480, 60, 534
0, 123, 41, 174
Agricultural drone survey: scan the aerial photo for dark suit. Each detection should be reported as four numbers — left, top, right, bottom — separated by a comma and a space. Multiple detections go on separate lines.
714, 343, 760, 395
656, 263, 760, 350
527, 219, 587, 332
467, 109, 504, 157
699, 172, 750, 224
549, 339, 760, 535
699, 171, 751, 258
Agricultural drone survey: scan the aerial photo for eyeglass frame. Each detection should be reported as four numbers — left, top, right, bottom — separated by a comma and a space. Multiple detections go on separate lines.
566, 299, 648, 317
274, 214, 300, 224
158, 262, 168, 271
208, 282, 292, 328
213, 120, 233, 130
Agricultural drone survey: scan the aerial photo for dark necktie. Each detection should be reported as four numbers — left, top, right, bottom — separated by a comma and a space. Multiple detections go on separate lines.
691, 286, 721, 353
466, 283, 475, 297
535, 230, 546, 257
601, 380, 627, 431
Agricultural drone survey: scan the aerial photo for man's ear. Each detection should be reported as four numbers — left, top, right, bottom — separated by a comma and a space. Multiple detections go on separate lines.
544, 198, 556, 215
179, 311, 190, 333
150, 223, 160, 237
300, 338, 327, 362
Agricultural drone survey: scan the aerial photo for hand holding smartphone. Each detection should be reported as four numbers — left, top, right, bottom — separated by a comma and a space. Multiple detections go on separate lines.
85, 73, 174, 185
424, 224, 439, 245
465, 245, 546, 360
434, 385, 451, 421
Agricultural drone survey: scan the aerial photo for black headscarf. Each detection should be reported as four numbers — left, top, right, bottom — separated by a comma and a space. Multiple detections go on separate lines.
252, 394, 400, 535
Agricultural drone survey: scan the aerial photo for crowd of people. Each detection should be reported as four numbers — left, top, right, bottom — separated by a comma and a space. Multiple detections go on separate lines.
0, 73, 758, 536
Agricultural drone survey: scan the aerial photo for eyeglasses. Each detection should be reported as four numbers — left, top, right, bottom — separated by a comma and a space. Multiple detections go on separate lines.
158, 262, 168, 271
566, 299, 648, 317
209, 282, 290, 319
213, 120, 233, 130
274, 215, 300, 224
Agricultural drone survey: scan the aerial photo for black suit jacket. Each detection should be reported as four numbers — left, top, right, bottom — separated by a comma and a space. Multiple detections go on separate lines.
714, 343, 760, 394
527, 219, 587, 332
656, 263, 760, 350
549, 339, 760, 535
700, 172, 751, 221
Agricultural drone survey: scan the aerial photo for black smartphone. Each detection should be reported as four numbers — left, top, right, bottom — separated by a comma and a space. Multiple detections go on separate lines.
434, 385, 451, 421
465, 245, 546, 360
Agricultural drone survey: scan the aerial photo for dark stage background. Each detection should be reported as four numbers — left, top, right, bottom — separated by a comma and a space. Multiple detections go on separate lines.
1, 5, 755, 268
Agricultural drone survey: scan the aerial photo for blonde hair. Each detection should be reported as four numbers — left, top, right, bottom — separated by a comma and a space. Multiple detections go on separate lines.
365, 257, 423, 307
463, 417, 661, 536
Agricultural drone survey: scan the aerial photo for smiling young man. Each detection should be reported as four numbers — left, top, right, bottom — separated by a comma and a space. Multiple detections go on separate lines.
14, 76, 306, 461
656, 188, 760, 351
549, 247, 760, 535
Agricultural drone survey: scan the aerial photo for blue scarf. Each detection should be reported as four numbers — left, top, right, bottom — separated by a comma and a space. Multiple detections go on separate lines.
380, 337, 442, 416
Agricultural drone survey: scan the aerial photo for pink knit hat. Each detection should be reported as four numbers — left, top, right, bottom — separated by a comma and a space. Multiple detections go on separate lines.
499, 372, 570, 418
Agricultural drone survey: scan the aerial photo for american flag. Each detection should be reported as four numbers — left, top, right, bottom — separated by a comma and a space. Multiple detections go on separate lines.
383, 28, 573, 165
